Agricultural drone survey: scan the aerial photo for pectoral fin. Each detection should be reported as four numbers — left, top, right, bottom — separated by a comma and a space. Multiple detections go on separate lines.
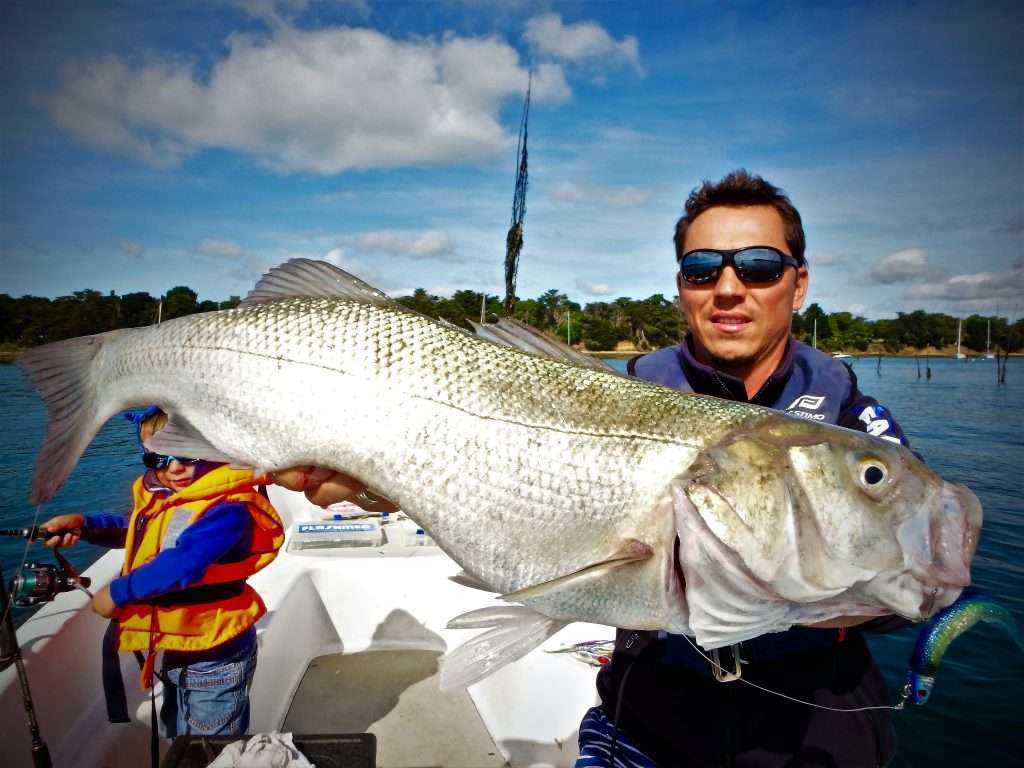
498, 540, 653, 603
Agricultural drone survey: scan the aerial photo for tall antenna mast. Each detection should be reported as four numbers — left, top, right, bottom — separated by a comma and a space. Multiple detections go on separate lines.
503, 72, 531, 316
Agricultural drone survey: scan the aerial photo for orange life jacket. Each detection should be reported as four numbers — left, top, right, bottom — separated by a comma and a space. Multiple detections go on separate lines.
115, 465, 283, 655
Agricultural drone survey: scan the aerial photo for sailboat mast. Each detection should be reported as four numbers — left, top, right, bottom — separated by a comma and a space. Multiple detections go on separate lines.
503, 73, 531, 317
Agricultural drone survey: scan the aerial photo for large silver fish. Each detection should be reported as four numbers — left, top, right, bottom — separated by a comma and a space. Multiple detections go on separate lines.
18, 259, 982, 688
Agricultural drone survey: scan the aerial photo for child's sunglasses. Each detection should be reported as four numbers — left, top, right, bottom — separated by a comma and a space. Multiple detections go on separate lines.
679, 246, 802, 286
142, 452, 200, 470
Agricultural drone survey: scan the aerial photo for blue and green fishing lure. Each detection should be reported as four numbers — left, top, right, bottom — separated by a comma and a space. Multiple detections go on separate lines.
899, 588, 1023, 708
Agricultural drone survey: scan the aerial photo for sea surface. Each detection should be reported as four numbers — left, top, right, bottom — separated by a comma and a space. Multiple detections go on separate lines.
2, 357, 1022, 765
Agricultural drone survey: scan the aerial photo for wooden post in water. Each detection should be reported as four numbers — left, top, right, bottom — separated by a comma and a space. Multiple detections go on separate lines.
926, 356, 932, 380
876, 353, 882, 378
916, 356, 920, 379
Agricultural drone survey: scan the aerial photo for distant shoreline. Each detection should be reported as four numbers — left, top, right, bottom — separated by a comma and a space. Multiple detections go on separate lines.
587, 347, 1019, 359
2, 344, 1018, 364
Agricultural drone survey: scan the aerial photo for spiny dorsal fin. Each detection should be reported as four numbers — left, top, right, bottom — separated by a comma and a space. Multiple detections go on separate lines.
242, 258, 394, 307
469, 317, 615, 371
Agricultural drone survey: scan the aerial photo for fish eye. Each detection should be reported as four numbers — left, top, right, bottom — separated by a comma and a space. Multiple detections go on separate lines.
861, 462, 887, 487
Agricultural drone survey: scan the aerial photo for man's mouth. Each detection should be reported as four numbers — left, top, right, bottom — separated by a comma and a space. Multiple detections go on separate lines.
710, 314, 752, 333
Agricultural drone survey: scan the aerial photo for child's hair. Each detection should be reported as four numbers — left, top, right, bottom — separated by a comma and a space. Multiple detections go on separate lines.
139, 409, 168, 443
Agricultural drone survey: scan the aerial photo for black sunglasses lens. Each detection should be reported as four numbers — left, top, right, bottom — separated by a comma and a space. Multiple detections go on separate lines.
680, 251, 723, 284
734, 248, 784, 283
142, 452, 165, 469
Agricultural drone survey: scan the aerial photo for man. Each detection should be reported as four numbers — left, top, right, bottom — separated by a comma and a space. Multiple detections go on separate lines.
576, 170, 911, 768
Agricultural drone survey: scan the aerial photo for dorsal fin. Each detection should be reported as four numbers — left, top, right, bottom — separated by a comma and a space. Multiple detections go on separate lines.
469, 317, 615, 371
241, 258, 394, 307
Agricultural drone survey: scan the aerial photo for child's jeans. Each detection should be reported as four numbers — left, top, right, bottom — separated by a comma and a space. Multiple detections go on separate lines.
159, 633, 258, 737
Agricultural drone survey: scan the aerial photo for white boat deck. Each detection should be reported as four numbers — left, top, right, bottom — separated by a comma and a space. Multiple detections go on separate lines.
1, 488, 611, 767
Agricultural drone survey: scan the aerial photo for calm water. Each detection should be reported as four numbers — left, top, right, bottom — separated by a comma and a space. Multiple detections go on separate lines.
2, 358, 1022, 764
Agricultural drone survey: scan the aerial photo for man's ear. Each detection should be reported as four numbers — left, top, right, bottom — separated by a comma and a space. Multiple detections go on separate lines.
792, 266, 809, 311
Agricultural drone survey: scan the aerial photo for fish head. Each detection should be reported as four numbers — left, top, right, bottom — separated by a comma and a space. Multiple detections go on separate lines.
679, 415, 982, 636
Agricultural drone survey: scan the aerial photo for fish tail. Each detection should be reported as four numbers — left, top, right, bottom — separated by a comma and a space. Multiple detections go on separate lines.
16, 330, 130, 504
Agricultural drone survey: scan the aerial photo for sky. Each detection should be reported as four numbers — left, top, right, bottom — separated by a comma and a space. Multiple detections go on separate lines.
2, 0, 1022, 320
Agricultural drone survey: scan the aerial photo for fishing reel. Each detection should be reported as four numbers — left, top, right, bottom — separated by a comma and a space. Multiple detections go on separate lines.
9, 551, 91, 607
0, 526, 91, 607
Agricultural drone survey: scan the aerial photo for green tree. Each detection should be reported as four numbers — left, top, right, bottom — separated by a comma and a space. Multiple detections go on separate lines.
163, 286, 198, 319
119, 292, 158, 328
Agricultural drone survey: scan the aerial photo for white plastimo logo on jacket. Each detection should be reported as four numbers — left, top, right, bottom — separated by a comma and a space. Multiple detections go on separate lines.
786, 395, 827, 421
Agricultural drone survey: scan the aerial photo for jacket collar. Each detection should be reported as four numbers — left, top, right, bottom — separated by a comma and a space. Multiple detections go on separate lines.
678, 334, 796, 405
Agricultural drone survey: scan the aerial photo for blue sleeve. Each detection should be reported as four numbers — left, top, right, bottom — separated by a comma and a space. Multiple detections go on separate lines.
109, 502, 253, 606
835, 365, 917, 455
838, 393, 913, 448
82, 514, 130, 548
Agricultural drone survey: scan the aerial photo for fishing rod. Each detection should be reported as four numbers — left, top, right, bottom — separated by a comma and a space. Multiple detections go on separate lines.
0, 525, 79, 542
2, 562, 53, 768
1, 527, 93, 768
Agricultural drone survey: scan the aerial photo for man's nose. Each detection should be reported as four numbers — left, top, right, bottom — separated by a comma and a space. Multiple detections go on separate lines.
714, 265, 746, 298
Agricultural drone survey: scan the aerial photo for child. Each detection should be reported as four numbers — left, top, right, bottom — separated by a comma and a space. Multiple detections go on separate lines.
41, 406, 284, 737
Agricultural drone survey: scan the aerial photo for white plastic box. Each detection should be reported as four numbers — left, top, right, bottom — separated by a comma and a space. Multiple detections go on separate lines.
288, 519, 384, 550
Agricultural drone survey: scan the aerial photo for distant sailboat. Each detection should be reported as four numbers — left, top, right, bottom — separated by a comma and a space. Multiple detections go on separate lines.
954, 318, 967, 359
985, 318, 995, 359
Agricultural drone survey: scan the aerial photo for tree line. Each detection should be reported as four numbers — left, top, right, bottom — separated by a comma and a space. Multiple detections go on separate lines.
0, 287, 1019, 355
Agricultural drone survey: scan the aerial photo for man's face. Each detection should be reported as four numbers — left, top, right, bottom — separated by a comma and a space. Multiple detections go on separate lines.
677, 205, 808, 375
155, 459, 197, 493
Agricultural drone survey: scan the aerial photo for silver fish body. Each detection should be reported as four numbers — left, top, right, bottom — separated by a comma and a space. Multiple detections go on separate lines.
18, 259, 982, 686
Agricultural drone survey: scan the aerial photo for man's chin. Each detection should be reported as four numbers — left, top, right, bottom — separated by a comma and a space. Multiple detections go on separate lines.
706, 350, 757, 374
700, 338, 757, 371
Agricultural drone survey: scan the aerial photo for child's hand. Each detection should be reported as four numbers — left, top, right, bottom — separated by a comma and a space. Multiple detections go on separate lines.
39, 513, 85, 548
90, 585, 117, 618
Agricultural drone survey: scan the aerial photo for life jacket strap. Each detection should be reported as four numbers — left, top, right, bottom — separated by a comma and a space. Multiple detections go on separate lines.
144, 580, 246, 606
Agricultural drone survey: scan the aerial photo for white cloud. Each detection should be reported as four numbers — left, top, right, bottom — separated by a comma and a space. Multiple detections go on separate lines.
35, 22, 571, 174
905, 263, 1024, 303
198, 239, 244, 260
550, 180, 652, 209
523, 13, 643, 76
868, 248, 927, 283
576, 279, 612, 296
346, 229, 457, 259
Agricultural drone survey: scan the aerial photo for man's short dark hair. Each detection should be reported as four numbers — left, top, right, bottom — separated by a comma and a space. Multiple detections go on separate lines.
673, 170, 806, 266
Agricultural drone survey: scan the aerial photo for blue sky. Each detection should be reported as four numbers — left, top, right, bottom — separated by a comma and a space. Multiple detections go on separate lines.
2, 0, 1022, 319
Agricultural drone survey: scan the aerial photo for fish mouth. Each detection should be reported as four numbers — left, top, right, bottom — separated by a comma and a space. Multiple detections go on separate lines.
901, 480, 982, 591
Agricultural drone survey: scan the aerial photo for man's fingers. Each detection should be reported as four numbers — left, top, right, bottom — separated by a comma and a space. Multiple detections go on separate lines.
305, 475, 365, 508
271, 466, 316, 491
272, 466, 350, 492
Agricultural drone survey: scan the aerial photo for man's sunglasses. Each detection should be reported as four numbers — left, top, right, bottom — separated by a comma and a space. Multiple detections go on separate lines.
679, 246, 802, 286
142, 452, 200, 470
